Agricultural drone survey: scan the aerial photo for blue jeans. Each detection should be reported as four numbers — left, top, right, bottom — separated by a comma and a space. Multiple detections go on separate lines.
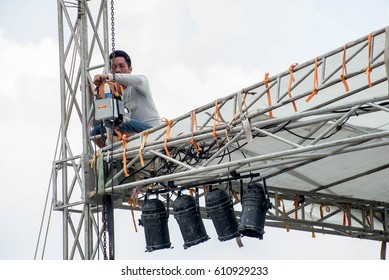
91, 119, 151, 136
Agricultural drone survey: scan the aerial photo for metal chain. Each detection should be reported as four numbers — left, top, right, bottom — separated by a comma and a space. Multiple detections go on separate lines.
102, 204, 108, 260
100, 0, 116, 260
99, 0, 116, 261
110, 0, 116, 81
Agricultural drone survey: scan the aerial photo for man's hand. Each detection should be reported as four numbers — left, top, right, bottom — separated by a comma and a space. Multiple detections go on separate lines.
93, 74, 109, 87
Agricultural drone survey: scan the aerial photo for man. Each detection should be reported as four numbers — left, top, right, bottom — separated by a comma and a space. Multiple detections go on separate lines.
92, 50, 162, 147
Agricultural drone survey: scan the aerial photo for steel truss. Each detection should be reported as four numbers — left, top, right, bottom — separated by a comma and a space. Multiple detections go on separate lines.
53, 0, 110, 260
49, 0, 389, 260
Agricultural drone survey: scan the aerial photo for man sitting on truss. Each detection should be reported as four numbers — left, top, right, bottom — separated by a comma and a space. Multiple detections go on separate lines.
91, 50, 162, 147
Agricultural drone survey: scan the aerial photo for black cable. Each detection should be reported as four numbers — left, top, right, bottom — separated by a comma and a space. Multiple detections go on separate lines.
118, 156, 158, 185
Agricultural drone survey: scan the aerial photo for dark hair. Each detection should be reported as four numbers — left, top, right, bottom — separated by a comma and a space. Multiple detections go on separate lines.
109, 50, 132, 67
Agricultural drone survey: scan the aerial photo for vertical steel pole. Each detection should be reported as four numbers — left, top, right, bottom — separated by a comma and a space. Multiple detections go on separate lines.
57, 0, 69, 260
78, 0, 92, 259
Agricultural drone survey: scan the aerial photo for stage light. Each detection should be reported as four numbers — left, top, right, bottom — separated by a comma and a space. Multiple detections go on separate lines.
173, 194, 210, 249
239, 183, 271, 239
206, 188, 240, 241
140, 198, 171, 252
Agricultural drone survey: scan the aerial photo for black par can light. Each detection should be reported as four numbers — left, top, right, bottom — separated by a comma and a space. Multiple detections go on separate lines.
239, 183, 271, 239
205, 188, 240, 241
173, 194, 210, 249
140, 198, 171, 252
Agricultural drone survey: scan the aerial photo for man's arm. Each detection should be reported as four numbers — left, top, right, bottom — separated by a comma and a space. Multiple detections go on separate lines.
108, 73, 149, 95
93, 73, 149, 95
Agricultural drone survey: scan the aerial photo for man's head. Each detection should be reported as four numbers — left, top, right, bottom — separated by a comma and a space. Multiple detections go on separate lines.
109, 50, 132, 74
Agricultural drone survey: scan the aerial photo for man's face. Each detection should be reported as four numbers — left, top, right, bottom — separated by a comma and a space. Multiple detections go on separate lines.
111, 56, 132, 74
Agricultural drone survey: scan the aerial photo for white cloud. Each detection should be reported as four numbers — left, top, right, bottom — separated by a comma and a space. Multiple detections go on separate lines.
0, 27, 60, 260
0, 29, 59, 122
152, 61, 260, 118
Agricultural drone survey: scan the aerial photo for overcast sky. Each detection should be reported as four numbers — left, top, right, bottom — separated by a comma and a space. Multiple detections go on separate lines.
0, 0, 388, 261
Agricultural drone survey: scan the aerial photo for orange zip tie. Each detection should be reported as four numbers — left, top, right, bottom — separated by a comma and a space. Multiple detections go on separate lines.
320, 204, 330, 218
122, 134, 129, 177
305, 56, 319, 102
139, 130, 149, 167
188, 111, 202, 153
288, 63, 298, 112
340, 45, 350, 92
162, 118, 173, 157
211, 100, 221, 142
264, 72, 273, 119
293, 199, 299, 219
366, 33, 373, 88
277, 195, 289, 232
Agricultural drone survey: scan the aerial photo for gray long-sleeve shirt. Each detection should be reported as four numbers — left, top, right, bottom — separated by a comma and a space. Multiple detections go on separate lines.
108, 73, 162, 127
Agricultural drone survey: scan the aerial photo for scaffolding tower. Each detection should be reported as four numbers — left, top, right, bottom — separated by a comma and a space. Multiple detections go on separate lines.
43, 0, 389, 260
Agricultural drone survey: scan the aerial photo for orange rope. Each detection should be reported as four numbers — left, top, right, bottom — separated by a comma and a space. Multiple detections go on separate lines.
113, 128, 123, 141
121, 134, 129, 177
366, 33, 373, 88
188, 139, 202, 153
225, 90, 248, 141
340, 44, 350, 92
191, 111, 198, 134
320, 204, 330, 218
225, 110, 239, 142
211, 100, 221, 142
128, 196, 138, 232
305, 56, 319, 102
128, 188, 143, 233
343, 204, 351, 227
293, 199, 299, 219
162, 118, 173, 157
287, 63, 298, 112
139, 130, 149, 167
232, 190, 240, 204
364, 210, 372, 228
277, 195, 289, 232
188, 111, 202, 153
98, 81, 124, 99
203, 185, 209, 206
225, 111, 238, 141
264, 72, 273, 119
